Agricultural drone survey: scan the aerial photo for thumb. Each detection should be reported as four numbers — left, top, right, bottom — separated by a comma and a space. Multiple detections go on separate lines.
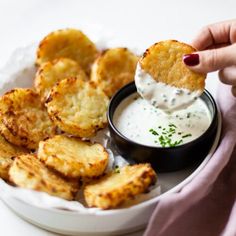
183, 44, 236, 73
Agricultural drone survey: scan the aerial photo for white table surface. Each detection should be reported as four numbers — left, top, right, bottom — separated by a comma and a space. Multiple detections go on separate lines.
0, 0, 235, 235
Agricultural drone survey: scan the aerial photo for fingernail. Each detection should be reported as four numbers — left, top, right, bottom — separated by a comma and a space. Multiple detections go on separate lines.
183, 54, 199, 66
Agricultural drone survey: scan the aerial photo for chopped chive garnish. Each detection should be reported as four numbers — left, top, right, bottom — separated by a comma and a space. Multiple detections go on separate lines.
169, 128, 175, 132
182, 134, 192, 138
169, 139, 183, 147
114, 165, 120, 173
149, 123, 185, 147
149, 128, 159, 136
169, 123, 177, 128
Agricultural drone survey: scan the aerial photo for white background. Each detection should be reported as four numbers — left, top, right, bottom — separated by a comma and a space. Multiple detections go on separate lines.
0, 0, 235, 235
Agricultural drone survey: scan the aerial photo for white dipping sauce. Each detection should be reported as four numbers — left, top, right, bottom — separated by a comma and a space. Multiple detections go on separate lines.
135, 63, 202, 112
113, 93, 212, 147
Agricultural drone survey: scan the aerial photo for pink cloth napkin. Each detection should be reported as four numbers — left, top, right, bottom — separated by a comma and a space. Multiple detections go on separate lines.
144, 83, 236, 236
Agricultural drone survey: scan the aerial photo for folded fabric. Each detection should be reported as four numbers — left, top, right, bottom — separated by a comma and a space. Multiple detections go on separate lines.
145, 83, 236, 236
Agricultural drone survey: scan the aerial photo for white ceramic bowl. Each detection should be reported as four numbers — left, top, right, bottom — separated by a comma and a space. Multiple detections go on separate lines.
1, 110, 221, 235
0, 44, 222, 235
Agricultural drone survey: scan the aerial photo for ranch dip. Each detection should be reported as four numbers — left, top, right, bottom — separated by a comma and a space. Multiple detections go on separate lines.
113, 93, 211, 147
135, 63, 202, 112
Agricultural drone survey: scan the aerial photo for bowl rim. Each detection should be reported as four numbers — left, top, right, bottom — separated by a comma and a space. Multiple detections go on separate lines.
107, 81, 218, 150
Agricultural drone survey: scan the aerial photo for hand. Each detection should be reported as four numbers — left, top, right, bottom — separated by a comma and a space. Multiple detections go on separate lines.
182, 19, 236, 96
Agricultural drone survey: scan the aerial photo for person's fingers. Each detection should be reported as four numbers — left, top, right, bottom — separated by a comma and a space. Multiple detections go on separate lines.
231, 85, 236, 97
218, 66, 236, 85
191, 19, 236, 50
183, 44, 236, 73
206, 43, 230, 50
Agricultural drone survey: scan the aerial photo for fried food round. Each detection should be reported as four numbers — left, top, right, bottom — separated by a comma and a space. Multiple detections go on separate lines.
46, 77, 109, 137
84, 164, 157, 209
35, 58, 88, 102
0, 89, 56, 149
9, 154, 79, 200
0, 135, 28, 181
91, 48, 138, 97
140, 40, 206, 92
36, 28, 99, 75
38, 135, 108, 178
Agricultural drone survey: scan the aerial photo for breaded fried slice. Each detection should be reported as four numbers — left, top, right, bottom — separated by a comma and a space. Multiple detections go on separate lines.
0, 135, 28, 181
91, 48, 138, 97
0, 89, 56, 149
38, 135, 108, 178
35, 58, 88, 102
84, 164, 157, 209
140, 40, 206, 92
36, 28, 99, 74
46, 77, 109, 137
9, 154, 79, 200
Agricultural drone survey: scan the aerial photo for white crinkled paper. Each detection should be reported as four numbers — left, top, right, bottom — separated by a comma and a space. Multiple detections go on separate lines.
0, 36, 160, 212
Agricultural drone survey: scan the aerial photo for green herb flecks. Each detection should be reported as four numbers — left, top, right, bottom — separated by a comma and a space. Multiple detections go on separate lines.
114, 165, 120, 173
186, 112, 191, 118
168, 123, 177, 128
149, 128, 159, 135
149, 123, 184, 147
182, 133, 192, 138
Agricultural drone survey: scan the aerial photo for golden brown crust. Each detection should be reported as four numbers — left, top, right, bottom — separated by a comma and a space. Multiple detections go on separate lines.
9, 154, 79, 200
0, 135, 29, 181
46, 77, 109, 138
140, 40, 206, 91
38, 135, 108, 178
36, 28, 99, 75
0, 89, 56, 149
35, 58, 88, 102
84, 164, 157, 209
91, 48, 138, 97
